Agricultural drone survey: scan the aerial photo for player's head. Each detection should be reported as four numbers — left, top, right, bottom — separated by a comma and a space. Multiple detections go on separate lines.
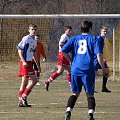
28, 24, 37, 36
100, 26, 108, 37
64, 26, 72, 36
81, 21, 92, 33
35, 34, 40, 42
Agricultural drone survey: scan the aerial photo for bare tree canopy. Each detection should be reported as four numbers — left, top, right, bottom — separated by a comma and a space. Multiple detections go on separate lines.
0, 0, 120, 14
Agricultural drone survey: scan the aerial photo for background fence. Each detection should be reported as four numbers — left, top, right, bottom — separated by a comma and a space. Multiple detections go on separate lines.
0, 15, 119, 80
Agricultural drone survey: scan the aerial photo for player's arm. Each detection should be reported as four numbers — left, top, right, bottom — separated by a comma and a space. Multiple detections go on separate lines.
40, 43, 47, 62
97, 53, 109, 77
61, 37, 74, 63
62, 52, 72, 64
33, 52, 40, 71
18, 49, 27, 66
17, 37, 29, 66
59, 41, 65, 48
59, 34, 67, 48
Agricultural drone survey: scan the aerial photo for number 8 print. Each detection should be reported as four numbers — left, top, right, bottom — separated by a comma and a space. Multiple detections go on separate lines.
77, 40, 87, 54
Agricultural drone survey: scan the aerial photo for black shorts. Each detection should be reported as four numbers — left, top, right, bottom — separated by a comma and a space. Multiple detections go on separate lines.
32, 62, 40, 71
95, 62, 108, 71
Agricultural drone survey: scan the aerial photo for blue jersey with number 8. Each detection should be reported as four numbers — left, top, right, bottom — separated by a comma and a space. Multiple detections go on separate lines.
61, 34, 102, 76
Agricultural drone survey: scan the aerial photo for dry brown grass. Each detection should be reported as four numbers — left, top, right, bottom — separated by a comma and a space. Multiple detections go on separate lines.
0, 62, 120, 120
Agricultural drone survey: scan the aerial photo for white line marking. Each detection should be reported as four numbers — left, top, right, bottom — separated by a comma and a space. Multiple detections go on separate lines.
0, 111, 119, 114
50, 103, 59, 105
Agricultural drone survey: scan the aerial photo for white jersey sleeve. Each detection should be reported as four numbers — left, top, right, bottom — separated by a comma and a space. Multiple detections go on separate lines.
17, 35, 37, 61
17, 36, 28, 50
59, 33, 69, 52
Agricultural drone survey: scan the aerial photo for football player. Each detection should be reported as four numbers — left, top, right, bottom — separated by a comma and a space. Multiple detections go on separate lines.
44, 26, 72, 91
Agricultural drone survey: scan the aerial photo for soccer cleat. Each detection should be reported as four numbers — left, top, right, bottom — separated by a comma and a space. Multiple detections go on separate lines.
44, 80, 50, 91
65, 111, 71, 120
36, 81, 40, 85
89, 116, 94, 120
18, 99, 25, 107
88, 113, 94, 120
18, 98, 31, 107
102, 88, 111, 93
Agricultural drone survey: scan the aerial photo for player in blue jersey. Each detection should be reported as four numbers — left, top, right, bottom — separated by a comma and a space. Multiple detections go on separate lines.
61, 21, 109, 120
94, 26, 111, 92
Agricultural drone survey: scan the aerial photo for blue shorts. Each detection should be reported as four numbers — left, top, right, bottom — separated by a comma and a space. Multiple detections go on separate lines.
71, 71, 95, 95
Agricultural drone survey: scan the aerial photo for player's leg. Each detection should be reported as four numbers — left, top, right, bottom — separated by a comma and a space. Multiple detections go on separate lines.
45, 51, 70, 91
65, 65, 71, 86
65, 94, 78, 120
102, 76, 111, 92
63, 52, 71, 86
35, 70, 40, 85
102, 63, 111, 92
86, 95, 95, 120
33, 62, 41, 85
27, 75, 37, 89
19, 61, 36, 107
45, 65, 64, 91
83, 72, 95, 120
20, 75, 37, 107
18, 76, 29, 107
95, 61, 111, 93
19, 76, 28, 97
65, 75, 82, 120
45, 52, 66, 91
49, 65, 64, 81
18, 60, 30, 107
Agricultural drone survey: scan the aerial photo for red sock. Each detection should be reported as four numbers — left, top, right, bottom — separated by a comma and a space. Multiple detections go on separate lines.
67, 74, 71, 83
19, 90, 24, 98
50, 72, 59, 81
22, 88, 31, 98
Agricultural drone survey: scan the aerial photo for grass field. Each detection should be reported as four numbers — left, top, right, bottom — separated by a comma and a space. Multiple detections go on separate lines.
0, 62, 120, 120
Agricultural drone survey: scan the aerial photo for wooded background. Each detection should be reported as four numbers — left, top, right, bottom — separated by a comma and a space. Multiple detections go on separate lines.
0, 0, 120, 14
0, 0, 120, 63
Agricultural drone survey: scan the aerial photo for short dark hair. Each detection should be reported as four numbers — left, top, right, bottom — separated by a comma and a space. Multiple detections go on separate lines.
81, 21, 92, 33
100, 26, 108, 31
29, 24, 37, 28
64, 26, 72, 30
